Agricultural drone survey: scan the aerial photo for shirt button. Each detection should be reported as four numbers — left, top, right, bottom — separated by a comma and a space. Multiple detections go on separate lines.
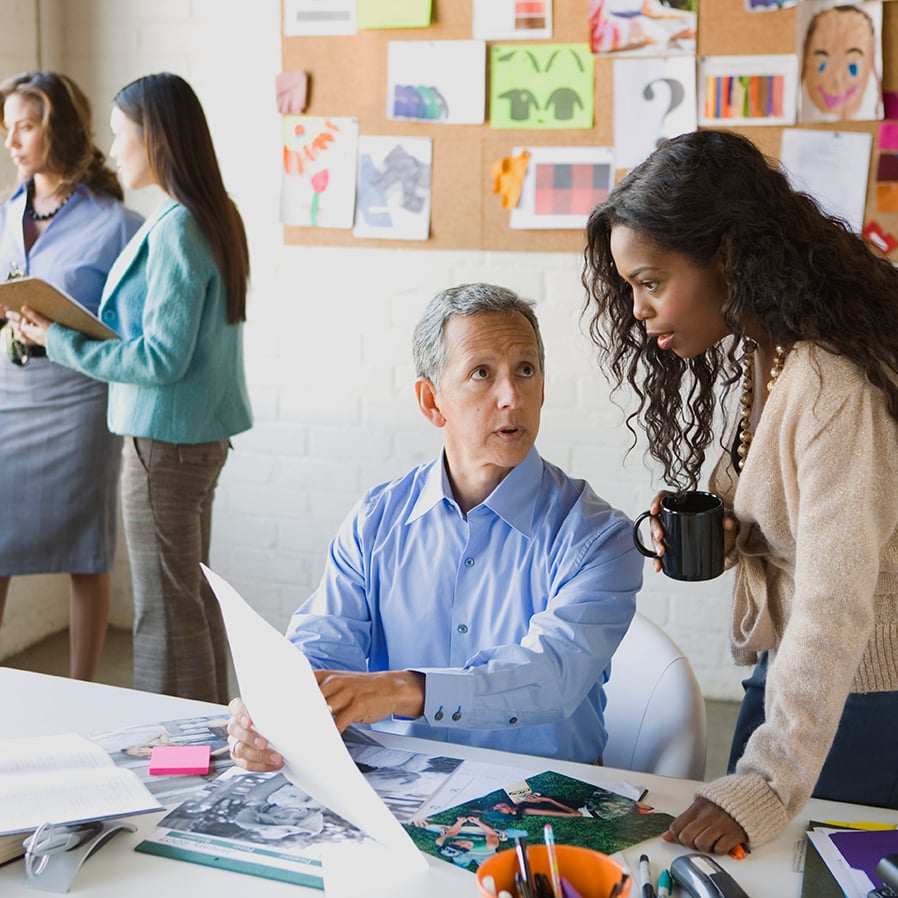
457, 624, 468, 634
452, 711, 462, 721
464, 557, 474, 567
509, 717, 518, 725
103, 310, 115, 322
434, 709, 444, 721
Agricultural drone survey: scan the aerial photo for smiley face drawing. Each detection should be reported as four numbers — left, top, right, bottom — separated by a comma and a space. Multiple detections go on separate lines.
799, 3, 883, 122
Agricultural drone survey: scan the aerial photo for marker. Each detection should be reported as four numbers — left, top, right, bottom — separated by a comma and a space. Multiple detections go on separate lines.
609, 873, 630, 898
543, 823, 562, 898
657, 869, 672, 898
639, 854, 656, 898
515, 835, 534, 898
728, 842, 749, 860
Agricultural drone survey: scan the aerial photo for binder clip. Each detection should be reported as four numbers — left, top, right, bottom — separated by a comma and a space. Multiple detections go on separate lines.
23, 819, 136, 893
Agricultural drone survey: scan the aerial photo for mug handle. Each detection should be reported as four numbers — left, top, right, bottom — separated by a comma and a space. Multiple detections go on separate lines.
633, 510, 661, 559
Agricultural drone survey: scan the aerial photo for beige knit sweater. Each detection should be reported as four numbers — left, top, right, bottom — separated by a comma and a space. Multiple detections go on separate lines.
697, 341, 898, 846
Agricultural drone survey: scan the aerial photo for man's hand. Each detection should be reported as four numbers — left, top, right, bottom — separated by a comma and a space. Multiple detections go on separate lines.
227, 697, 284, 772
315, 669, 425, 733
662, 796, 748, 855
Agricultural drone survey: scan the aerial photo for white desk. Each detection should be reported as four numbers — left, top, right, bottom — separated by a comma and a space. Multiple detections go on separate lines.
3, 666, 895, 896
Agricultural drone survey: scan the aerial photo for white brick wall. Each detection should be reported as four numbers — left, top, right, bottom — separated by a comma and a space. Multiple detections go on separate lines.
0, 0, 746, 700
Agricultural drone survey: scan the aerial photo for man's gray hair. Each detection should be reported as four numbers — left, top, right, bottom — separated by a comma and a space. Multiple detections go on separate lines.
412, 283, 545, 385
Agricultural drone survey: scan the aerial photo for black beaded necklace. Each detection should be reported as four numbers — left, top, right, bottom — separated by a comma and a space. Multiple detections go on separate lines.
24, 180, 75, 222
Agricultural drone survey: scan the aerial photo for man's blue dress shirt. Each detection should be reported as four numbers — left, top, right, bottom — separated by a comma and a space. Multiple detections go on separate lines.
286, 447, 642, 762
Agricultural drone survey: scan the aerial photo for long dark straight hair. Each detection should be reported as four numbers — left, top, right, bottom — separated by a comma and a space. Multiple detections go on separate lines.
113, 73, 248, 323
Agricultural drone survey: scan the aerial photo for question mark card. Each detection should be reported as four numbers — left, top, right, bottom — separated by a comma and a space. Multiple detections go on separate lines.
612, 56, 696, 170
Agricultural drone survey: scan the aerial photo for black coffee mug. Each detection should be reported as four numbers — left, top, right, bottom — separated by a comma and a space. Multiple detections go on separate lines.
633, 491, 725, 581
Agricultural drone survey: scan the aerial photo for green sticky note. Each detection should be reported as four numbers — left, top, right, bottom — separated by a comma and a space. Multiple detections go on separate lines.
490, 43, 594, 130
358, 0, 432, 29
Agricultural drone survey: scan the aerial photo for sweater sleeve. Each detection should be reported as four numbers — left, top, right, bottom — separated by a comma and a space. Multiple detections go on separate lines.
47, 207, 214, 387
698, 352, 898, 846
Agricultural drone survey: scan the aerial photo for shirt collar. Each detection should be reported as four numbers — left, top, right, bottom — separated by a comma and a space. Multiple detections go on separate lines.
406, 446, 542, 537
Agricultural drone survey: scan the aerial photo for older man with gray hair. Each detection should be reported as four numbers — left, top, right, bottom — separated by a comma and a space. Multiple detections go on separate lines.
229, 283, 640, 766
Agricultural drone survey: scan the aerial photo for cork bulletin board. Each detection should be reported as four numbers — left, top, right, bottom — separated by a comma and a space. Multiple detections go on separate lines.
280, 0, 898, 253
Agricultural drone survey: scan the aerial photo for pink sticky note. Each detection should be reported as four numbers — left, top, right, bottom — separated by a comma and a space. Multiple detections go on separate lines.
879, 122, 898, 152
149, 745, 211, 775
276, 70, 309, 114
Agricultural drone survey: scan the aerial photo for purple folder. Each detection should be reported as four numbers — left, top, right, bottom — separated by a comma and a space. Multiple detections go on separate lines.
830, 829, 898, 889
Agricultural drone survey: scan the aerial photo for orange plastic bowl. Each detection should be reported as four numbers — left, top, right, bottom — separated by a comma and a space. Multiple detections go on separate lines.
476, 843, 631, 898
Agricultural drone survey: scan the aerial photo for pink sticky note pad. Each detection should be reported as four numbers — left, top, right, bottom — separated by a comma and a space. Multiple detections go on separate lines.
149, 745, 211, 775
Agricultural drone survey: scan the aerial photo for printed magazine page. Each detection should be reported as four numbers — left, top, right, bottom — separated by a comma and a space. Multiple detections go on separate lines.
136, 735, 466, 888
404, 769, 674, 873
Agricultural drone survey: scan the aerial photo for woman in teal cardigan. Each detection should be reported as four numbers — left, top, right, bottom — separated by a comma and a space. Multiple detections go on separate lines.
20, 73, 252, 703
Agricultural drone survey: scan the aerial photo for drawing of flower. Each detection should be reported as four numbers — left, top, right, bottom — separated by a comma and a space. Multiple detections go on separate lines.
310, 169, 329, 226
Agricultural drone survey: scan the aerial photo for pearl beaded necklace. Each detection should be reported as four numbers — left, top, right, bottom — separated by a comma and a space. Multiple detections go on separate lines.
736, 341, 787, 470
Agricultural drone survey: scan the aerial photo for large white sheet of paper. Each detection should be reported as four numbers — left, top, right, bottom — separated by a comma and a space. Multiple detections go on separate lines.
387, 40, 486, 124
201, 566, 423, 868
779, 128, 872, 233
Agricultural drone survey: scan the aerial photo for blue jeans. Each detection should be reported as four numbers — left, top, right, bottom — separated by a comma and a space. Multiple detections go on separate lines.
728, 652, 898, 808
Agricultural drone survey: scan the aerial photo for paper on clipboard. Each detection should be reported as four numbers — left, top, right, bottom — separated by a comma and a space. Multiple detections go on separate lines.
0, 277, 118, 340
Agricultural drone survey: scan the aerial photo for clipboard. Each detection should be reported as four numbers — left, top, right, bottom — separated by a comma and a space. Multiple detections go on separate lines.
0, 277, 118, 340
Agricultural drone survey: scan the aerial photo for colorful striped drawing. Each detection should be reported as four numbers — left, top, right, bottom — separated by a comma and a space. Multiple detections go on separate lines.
705, 73, 785, 120
705, 75, 786, 119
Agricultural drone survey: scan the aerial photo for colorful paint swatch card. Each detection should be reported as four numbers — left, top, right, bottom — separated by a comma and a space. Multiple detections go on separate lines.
387, 41, 486, 124
474, 0, 553, 40
283, 0, 356, 36
780, 128, 872, 233
796, 0, 883, 123
698, 56, 797, 126
510, 146, 614, 229
354, 136, 433, 240
490, 44, 594, 129
613, 56, 696, 170
589, 0, 697, 57
358, 0, 432, 29
280, 116, 359, 228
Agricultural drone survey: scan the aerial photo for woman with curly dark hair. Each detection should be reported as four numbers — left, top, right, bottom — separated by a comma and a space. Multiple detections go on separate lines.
582, 129, 898, 852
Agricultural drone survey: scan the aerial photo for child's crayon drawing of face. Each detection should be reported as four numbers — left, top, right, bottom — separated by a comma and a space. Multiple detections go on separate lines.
802, 6, 876, 119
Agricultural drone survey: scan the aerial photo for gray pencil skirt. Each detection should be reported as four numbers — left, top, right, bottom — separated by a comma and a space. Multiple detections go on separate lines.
0, 355, 121, 576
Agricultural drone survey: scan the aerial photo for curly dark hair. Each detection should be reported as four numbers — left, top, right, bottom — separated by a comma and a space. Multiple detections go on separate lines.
582, 129, 898, 489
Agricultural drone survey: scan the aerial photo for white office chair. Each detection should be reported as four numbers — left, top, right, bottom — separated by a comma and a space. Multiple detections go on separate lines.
602, 612, 708, 780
